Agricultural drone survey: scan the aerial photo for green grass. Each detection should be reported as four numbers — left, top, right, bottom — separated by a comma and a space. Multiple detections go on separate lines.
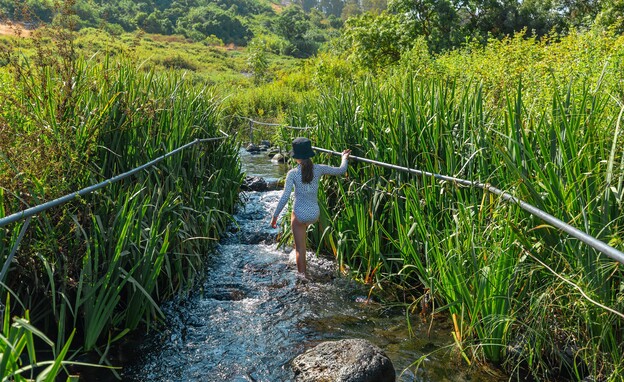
0, 296, 81, 381
280, 71, 623, 380
2, 17, 624, 382
0, 24, 244, 378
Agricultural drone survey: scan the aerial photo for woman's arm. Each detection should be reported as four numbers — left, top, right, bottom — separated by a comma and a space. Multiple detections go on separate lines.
317, 149, 351, 176
271, 170, 295, 227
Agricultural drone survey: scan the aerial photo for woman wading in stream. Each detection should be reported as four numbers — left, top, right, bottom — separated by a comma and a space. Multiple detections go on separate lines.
271, 137, 351, 275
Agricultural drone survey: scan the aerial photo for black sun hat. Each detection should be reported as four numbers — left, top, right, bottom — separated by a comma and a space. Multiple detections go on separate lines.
289, 137, 316, 159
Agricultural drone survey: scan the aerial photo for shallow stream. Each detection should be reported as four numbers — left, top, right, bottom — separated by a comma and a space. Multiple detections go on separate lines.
122, 150, 499, 381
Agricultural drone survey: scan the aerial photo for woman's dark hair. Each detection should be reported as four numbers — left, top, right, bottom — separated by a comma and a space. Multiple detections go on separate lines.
301, 158, 313, 183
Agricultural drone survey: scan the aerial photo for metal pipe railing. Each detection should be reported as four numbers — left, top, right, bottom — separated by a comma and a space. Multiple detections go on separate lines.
313, 146, 624, 265
0, 134, 229, 284
0, 136, 227, 229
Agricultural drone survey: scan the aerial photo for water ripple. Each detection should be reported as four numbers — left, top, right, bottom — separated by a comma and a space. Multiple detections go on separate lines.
122, 155, 495, 382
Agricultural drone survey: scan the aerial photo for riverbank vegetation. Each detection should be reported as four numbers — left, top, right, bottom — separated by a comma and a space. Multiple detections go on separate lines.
1, 0, 623, 380
283, 29, 624, 381
0, 17, 243, 379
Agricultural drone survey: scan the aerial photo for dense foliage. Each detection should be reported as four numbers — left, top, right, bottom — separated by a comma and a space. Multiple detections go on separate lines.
4, 0, 624, 58
0, 24, 243, 379
0, 0, 340, 56
337, 0, 624, 68
271, 28, 624, 381
2, 0, 624, 379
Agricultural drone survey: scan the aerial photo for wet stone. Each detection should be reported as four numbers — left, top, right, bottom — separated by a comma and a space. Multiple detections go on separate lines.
241, 176, 268, 192
267, 147, 280, 156
245, 143, 260, 153
272, 153, 287, 163
292, 338, 396, 382
204, 286, 248, 301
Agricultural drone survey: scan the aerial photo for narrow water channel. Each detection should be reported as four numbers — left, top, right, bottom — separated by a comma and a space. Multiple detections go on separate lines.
123, 150, 498, 381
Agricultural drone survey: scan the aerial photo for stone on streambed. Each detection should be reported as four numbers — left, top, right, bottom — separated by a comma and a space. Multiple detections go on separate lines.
240, 176, 281, 192
241, 176, 268, 191
246, 141, 272, 153
292, 338, 396, 382
272, 152, 287, 163
267, 146, 280, 156
246, 143, 260, 153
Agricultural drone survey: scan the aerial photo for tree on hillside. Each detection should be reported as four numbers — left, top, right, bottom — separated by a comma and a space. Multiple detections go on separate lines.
595, 0, 624, 33
275, 5, 310, 41
177, 4, 253, 45
100, 1, 137, 31
137, 10, 173, 34
0, 0, 55, 23
319, 0, 345, 17
213, 0, 274, 16
556, 0, 602, 28
362, 0, 387, 14
341, 0, 362, 20
274, 5, 319, 57
299, 0, 319, 11
72, 0, 100, 27
247, 37, 270, 83
384, 0, 568, 51
339, 0, 578, 73
516, 0, 566, 36
388, 0, 460, 51
342, 11, 409, 69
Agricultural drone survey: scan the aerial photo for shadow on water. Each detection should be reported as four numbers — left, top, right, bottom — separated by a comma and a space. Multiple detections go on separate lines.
119, 149, 504, 382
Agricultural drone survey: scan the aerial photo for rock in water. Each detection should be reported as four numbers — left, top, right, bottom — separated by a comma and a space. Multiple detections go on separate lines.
258, 140, 271, 151
246, 143, 260, 153
241, 176, 268, 191
292, 339, 395, 382
272, 153, 286, 163
267, 147, 280, 156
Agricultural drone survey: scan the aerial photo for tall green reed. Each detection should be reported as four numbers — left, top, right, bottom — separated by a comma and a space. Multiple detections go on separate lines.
1, 46, 243, 374
0, 296, 77, 381
288, 74, 623, 379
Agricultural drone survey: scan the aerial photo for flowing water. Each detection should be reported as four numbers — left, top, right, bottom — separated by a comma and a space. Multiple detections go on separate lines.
122, 150, 500, 382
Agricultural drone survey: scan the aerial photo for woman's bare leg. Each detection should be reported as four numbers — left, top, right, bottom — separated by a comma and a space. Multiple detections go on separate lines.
291, 212, 308, 274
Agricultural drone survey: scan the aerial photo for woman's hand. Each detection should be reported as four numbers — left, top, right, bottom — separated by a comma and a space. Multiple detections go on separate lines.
342, 149, 351, 160
270, 216, 278, 229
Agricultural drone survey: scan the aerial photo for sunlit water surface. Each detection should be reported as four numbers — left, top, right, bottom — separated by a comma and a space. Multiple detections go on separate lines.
122, 150, 500, 381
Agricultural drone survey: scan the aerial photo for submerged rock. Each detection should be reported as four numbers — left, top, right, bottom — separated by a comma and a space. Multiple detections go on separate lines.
292, 338, 395, 382
267, 147, 281, 157
246, 141, 272, 153
241, 176, 268, 192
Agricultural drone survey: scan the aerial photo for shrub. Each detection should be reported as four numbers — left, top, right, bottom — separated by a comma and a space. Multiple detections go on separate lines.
160, 54, 198, 70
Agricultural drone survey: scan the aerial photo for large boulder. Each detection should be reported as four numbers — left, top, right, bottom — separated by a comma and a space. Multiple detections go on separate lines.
292, 339, 395, 382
